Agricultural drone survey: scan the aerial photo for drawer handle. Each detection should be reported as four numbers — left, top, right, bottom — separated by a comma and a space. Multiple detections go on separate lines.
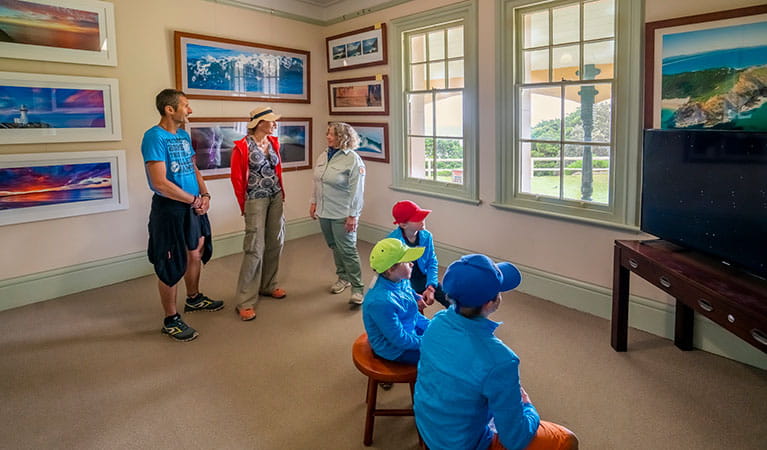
752, 329, 767, 347
628, 258, 638, 269
697, 299, 714, 312
659, 276, 671, 288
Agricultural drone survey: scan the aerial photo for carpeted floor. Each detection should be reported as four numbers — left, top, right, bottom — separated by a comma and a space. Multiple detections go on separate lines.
1, 234, 765, 449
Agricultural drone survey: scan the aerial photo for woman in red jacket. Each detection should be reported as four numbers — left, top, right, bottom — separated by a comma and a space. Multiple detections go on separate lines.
230, 106, 286, 321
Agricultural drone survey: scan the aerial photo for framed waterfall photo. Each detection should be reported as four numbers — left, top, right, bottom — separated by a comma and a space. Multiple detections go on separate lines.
175, 31, 310, 103
276, 117, 312, 171
645, 5, 767, 130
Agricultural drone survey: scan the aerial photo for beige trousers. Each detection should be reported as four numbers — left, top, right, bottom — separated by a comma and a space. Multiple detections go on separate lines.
235, 193, 285, 309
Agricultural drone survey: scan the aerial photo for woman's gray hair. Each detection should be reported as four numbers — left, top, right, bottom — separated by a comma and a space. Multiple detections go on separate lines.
328, 122, 360, 151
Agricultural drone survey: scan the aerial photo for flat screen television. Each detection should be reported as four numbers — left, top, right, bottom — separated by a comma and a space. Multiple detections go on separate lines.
641, 129, 767, 279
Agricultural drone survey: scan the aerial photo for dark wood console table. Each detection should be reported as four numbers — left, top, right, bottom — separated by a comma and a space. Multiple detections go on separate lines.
611, 240, 767, 353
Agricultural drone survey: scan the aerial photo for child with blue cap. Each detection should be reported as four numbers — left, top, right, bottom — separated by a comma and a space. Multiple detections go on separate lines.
414, 254, 578, 450
362, 238, 431, 365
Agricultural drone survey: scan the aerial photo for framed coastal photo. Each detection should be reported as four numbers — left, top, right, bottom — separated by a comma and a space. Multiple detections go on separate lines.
328, 75, 388, 115
276, 117, 312, 171
348, 122, 389, 163
186, 117, 248, 180
0, 150, 129, 226
326, 23, 387, 72
0, 72, 121, 144
175, 31, 310, 103
0, 0, 117, 66
645, 5, 767, 130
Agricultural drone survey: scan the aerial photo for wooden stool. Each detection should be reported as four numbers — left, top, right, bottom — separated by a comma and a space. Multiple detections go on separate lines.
352, 333, 418, 446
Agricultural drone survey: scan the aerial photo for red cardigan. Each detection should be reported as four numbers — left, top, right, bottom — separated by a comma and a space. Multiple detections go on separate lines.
230, 135, 285, 214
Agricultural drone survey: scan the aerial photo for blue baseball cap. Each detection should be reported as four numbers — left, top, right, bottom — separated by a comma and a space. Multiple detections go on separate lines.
443, 254, 522, 307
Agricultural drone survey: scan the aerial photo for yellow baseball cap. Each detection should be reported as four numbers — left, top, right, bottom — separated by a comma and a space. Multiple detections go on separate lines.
369, 238, 425, 273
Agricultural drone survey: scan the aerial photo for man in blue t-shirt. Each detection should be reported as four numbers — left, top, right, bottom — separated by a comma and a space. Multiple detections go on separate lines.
141, 89, 223, 342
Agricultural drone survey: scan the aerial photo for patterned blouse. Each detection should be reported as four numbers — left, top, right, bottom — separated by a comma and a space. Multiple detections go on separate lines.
246, 136, 282, 199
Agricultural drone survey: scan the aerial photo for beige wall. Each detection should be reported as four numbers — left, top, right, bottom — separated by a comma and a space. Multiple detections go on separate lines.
1, 0, 763, 302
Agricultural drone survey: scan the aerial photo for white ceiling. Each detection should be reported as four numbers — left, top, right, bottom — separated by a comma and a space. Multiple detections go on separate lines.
219, 0, 409, 23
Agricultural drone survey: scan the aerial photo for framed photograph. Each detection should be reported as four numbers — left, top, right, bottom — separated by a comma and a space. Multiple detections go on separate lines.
328, 75, 388, 115
645, 5, 767, 130
175, 31, 310, 103
347, 122, 389, 163
186, 117, 248, 180
0, 0, 117, 66
0, 150, 129, 226
276, 117, 312, 171
0, 71, 121, 144
326, 23, 387, 72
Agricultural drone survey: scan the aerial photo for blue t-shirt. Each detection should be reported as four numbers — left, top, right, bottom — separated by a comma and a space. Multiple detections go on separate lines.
141, 125, 200, 196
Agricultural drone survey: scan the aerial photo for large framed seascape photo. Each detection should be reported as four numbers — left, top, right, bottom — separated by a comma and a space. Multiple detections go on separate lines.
326, 23, 387, 72
276, 117, 312, 172
328, 75, 388, 115
175, 31, 310, 103
186, 117, 248, 180
0, 0, 117, 66
347, 122, 389, 163
0, 150, 129, 226
0, 72, 121, 144
645, 5, 767, 130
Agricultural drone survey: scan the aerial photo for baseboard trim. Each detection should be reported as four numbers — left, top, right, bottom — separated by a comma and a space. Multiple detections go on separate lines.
0, 218, 320, 313
358, 223, 767, 370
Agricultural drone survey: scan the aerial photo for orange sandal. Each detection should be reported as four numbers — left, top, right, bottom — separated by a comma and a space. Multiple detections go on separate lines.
237, 307, 256, 321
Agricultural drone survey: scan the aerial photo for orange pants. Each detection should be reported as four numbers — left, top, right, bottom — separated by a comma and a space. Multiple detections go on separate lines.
490, 420, 578, 450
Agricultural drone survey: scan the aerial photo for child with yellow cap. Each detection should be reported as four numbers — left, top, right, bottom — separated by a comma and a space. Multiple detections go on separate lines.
362, 238, 431, 364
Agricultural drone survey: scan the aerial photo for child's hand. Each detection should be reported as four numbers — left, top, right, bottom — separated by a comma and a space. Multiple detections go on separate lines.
416, 294, 427, 313
422, 286, 436, 305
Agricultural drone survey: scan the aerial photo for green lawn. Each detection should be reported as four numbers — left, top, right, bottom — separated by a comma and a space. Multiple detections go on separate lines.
530, 173, 609, 204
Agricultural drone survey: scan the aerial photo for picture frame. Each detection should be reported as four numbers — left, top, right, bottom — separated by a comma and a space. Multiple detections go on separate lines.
186, 117, 248, 180
175, 31, 310, 103
347, 122, 389, 163
326, 23, 387, 72
644, 5, 767, 130
276, 117, 312, 172
186, 116, 312, 179
0, 150, 129, 226
0, 0, 117, 66
0, 71, 122, 144
328, 75, 388, 115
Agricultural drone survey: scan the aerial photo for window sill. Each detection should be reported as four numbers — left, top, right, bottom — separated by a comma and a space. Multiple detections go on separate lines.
490, 201, 641, 232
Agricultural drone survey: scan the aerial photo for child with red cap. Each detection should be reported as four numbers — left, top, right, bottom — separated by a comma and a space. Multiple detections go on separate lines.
386, 200, 449, 309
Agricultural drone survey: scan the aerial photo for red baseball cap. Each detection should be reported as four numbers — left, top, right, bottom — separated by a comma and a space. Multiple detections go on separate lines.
392, 200, 431, 224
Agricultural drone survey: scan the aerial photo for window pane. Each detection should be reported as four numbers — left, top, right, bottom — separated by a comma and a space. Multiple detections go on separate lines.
409, 136, 433, 180
519, 86, 562, 140
411, 63, 427, 90
552, 4, 579, 45
447, 26, 464, 58
435, 92, 463, 137
429, 62, 445, 89
408, 93, 433, 136
448, 60, 464, 88
553, 45, 579, 81
428, 30, 445, 60
564, 83, 612, 143
410, 34, 426, 63
523, 49, 549, 83
435, 138, 464, 184
523, 141, 562, 198
584, 0, 615, 40
523, 10, 549, 48
583, 41, 614, 80
562, 144, 610, 204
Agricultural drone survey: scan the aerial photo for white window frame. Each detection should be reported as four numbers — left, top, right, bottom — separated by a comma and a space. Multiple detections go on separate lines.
390, 1, 479, 203
496, 0, 643, 228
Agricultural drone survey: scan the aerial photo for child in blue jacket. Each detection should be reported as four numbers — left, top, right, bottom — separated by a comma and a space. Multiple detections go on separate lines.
362, 238, 430, 364
387, 200, 449, 309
